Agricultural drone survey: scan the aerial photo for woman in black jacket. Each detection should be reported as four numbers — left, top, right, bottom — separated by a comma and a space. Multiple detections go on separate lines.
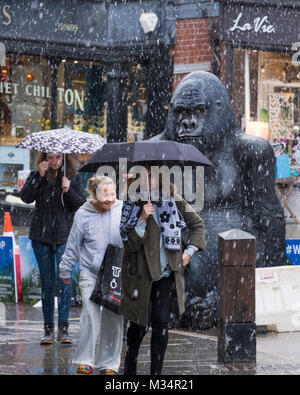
20, 152, 86, 345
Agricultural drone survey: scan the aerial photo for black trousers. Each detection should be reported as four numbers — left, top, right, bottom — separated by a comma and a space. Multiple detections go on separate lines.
124, 273, 175, 375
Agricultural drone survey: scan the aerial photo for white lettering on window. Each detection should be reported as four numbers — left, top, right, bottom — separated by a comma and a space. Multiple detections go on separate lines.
292, 42, 300, 66
65, 89, 74, 106
74, 89, 84, 111
25, 85, 32, 96
3, 83, 85, 111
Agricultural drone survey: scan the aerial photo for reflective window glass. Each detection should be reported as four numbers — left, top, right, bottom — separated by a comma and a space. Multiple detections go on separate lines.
127, 63, 147, 142
0, 54, 51, 188
57, 60, 107, 139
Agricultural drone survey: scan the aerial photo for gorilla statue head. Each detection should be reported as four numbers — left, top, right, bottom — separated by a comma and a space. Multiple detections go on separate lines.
164, 71, 238, 154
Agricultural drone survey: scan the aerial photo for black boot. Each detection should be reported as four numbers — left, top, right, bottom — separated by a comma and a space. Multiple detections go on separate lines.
124, 351, 138, 375
150, 323, 169, 375
40, 323, 55, 345
57, 322, 72, 344
123, 322, 147, 375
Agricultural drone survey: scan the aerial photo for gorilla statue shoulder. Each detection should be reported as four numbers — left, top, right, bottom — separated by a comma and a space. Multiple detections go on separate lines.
151, 71, 285, 329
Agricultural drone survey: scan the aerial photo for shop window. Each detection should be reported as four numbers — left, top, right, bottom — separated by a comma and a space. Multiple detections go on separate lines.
127, 63, 147, 141
0, 54, 51, 142
0, 54, 51, 189
0, 55, 149, 191
57, 60, 107, 139
257, 52, 300, 151
232, 49, 258, 128
232, 49, 300, 158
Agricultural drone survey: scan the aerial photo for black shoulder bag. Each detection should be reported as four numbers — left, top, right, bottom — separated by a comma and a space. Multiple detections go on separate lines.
90, 244, 123, 314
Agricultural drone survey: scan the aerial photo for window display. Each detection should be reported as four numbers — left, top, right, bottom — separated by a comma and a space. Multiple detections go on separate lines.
57, 60, 148, 143
257, 51, 300, 170
127, 63, 147, 142
57, 60, 107, 138
0, 54, 51, 144
0, 54, 150, 189
257, 52, 300, 144
0, 55, 51, 188
232, 49, 300, 183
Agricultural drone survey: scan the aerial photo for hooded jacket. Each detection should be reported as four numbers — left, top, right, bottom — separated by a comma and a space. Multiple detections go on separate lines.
59, 199, 123, 280
20, 170, 86, 245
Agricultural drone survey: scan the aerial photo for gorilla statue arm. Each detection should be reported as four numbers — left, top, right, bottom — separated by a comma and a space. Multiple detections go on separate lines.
149, 132, 165, 141
235, 133, 286, 266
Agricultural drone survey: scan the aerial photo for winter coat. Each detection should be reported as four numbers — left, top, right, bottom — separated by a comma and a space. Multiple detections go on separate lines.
120, 195, 205, 327
59, 199, 123, 280
20, 169, 86, 245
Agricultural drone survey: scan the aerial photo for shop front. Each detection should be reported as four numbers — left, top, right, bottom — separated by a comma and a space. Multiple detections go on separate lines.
0, 0, 176, 192
219, 0, 300, 223
219, 0, 299, 139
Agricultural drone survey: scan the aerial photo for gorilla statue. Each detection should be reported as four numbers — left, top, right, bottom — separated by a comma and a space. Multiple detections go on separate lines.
151, 71, 286, 329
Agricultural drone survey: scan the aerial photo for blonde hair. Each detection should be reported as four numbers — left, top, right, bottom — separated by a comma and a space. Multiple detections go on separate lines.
86, 176, 115, 196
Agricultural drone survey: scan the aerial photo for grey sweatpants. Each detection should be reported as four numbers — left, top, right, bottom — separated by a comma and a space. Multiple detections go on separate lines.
73, 276, 124, 371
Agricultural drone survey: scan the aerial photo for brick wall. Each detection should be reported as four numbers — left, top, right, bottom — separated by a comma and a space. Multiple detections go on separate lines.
220, 42, 227, 85
173, 18, 213, 91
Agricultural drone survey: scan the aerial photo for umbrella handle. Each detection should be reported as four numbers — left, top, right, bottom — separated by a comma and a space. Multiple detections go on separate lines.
64, 153, 66, 177
62, 154, 67, 207
146, 170, 150, 201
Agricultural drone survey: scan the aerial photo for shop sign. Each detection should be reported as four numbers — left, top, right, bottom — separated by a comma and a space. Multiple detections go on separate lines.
1, 4, 11, 25
286, 239, 300, 266
229, 12, 275, 34
18, 236, 41, 304
18, 236, 81, 305
0, 82, 85, 111
257, 271, 278, 283
220, 2, 299, 49
0, 0, 174, 49
0, 236, 15, 303
0, 0, 107, 46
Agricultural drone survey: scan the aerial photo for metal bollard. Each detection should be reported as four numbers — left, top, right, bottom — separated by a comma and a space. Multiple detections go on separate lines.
217, 229, 256, 363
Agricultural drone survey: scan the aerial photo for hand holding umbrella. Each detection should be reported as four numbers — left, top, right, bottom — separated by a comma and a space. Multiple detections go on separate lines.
62, 176, 71, 193
139, 201, 154, 224
38, 160, 49, 177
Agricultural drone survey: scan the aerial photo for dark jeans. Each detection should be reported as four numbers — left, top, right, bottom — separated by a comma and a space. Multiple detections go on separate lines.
31, 241, 72, 325
124, 273, 175, 375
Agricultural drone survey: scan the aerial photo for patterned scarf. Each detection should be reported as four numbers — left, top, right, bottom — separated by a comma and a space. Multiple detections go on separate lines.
120, 196, 186, 251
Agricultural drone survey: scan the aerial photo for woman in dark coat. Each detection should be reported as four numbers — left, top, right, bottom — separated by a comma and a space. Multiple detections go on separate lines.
120, 171, 205, 375
20, 152, 86, 345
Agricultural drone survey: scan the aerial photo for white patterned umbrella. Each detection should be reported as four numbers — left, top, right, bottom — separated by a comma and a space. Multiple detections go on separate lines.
16, 127, 106, 177
16, 128, 106, 154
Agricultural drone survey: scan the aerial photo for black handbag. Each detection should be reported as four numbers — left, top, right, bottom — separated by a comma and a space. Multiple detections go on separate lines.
181, 225, 190, 249
181, 225, 192, 276
90, 244, 123, 314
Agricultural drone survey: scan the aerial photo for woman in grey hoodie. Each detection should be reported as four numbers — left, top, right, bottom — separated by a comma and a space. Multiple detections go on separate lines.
59, 176, 123, 375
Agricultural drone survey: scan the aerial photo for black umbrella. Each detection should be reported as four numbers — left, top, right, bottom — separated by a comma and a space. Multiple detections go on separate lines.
79, 141, 213, 173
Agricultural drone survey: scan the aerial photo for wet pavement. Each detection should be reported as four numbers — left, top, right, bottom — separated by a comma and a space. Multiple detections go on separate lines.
1, 302, 300, 375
